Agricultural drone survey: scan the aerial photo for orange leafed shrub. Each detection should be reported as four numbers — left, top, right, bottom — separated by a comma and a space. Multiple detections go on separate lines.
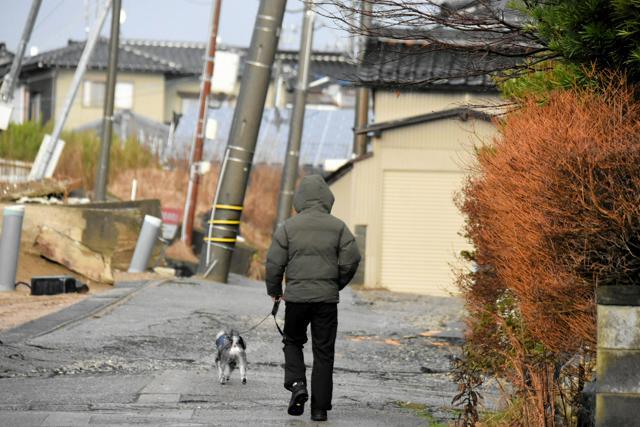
460, 81, 640, 353
456, 78, 640, 424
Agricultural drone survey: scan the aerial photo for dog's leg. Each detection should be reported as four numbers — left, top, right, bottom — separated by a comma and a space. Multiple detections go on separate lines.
223, 363, 231, 384
216, 359, 225, 384
239, 352, 247, 384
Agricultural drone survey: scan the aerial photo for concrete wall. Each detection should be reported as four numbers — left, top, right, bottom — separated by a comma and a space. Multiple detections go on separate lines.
596, 286, 640, 425
54, 70, 166, 130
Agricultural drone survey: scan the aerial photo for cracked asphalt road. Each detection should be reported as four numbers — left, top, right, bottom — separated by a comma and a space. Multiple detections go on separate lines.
0, 276, 495, 426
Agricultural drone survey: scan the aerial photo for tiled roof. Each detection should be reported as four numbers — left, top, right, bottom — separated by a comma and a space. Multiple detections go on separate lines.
359, 30, 523, 91
18, 39, 355, 80
20, 39, 202, 75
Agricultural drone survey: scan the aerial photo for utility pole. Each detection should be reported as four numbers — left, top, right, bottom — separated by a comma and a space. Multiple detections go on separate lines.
201, 0, 287, 283
181, 0, 223, 246
29, 0, 112, 180
274, 0, 315, 228
94, 0, 122, 201
353, 0, 372, 156
0, 0, 42, 130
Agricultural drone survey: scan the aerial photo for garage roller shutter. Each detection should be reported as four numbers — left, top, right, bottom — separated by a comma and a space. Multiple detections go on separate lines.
381, 170, 469, 296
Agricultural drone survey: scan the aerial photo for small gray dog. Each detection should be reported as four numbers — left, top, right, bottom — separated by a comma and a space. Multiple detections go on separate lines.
215, 330, 247, 385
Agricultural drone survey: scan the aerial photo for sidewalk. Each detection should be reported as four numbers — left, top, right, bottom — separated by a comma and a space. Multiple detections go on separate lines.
0, 275, 480, 426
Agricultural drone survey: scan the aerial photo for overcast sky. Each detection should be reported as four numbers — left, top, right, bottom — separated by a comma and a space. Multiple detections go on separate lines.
0, 0, 351, 55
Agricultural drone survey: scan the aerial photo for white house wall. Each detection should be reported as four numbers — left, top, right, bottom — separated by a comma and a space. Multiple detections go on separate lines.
374, 119, 495, 294
374, 90, 502, 122
329, 168, 353, 225
331, 118, 498, 295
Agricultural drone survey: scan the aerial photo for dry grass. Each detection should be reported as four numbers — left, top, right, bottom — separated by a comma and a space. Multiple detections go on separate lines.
54, 134, 156, 192
109, 164, 289, 279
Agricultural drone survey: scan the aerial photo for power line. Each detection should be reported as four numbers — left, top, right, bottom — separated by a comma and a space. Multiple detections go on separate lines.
33, 0, 65, 31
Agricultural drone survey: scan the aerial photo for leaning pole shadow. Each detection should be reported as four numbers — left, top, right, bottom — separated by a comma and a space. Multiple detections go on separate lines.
200, 0, 288, 283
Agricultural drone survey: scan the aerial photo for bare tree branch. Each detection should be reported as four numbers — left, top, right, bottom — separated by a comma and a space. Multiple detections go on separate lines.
315, 0, 551, 89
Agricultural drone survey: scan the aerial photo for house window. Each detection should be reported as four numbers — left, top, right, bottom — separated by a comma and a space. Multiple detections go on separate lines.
83, 81, 133, 109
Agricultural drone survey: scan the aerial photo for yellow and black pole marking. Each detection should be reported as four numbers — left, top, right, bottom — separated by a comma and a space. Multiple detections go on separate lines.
204, 203, 243, 250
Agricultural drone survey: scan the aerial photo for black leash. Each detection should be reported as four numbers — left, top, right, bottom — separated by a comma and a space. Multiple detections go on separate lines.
271, 300, 284, 337
240, 300, 284, 337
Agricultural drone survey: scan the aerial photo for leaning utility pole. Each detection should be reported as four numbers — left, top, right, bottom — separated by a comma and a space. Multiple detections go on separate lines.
353, 0, 372, 156
0, 0, 42, 130
274, 0, 315, 228
94, 0, 122, 201
201, 0, 287, 282
181, 0, 223, 246
29, 0, 112, 180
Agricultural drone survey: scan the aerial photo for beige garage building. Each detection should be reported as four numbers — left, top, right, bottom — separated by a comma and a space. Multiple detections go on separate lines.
328, 89, 500, 296
326, 21, 514, 296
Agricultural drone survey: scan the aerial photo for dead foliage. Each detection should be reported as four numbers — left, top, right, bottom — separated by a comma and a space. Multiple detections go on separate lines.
456, 77, 640, 425
110, 164, 290, 280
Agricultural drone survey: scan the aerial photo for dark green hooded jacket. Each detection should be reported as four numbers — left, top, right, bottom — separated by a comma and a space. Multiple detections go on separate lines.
265, 175, 361, 303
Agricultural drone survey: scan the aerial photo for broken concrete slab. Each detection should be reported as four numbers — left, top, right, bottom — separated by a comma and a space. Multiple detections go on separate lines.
0, 179, 70, 202
35, 226, 114, 284
0, 200, 163, 283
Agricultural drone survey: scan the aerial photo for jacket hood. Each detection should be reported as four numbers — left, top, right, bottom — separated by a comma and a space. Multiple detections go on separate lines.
293, 175, 335, 213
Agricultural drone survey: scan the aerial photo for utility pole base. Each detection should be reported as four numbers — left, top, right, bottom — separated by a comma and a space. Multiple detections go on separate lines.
200, 248, 232, 283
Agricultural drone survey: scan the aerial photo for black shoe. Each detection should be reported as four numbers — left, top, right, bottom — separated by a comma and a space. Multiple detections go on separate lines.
311, 409, 327, 421
287, 382, 308, 416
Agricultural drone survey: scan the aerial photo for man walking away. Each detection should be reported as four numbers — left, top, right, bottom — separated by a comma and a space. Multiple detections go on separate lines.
266, 175, 361, 422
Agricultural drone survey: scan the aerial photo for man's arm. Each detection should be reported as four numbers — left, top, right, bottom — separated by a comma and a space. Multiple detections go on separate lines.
337, 224, 361, 290
265, 224, 288, 297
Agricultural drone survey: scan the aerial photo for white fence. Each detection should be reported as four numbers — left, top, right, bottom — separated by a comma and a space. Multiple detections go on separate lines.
0, 158, 33, 183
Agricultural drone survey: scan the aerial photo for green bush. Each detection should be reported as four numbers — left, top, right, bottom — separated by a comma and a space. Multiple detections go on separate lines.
0, 121, 50, 161
0, 121, 157, 190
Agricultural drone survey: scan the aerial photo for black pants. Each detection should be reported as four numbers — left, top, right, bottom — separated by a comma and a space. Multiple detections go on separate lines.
283, 302, 338, 411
